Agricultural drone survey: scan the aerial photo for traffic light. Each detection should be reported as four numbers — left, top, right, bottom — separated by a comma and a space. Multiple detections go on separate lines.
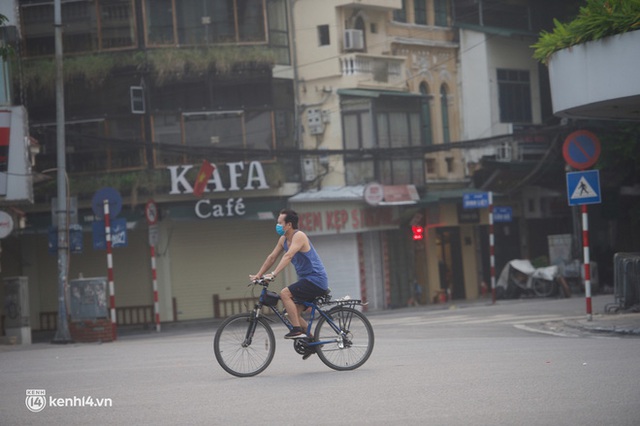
411, 225, 424, 241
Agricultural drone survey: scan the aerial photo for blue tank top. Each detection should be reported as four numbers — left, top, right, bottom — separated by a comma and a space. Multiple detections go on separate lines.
284, 233, 329, 290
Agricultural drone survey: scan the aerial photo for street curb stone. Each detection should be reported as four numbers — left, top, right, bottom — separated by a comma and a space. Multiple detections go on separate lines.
562, 313, 640, 336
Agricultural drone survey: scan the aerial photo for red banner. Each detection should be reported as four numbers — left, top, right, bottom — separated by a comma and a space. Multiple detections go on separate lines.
0, 110, 10, 172
193, 160, 215, 197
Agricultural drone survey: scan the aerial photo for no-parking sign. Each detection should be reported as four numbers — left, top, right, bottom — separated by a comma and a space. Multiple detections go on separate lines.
562, 130, 601, 170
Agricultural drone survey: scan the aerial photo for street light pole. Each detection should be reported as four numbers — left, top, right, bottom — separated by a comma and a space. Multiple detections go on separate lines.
52, 0, 71, 343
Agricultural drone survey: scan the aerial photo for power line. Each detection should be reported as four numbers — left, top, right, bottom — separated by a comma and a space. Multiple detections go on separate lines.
33, 122, 566, 162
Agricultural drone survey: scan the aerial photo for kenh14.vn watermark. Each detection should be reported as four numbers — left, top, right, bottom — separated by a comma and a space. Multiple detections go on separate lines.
26, 389, 113, 413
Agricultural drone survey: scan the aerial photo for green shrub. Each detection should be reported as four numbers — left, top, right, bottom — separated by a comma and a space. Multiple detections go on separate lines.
533, 0, 640, 64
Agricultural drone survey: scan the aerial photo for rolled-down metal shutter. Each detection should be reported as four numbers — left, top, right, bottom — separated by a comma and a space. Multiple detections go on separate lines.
310, 233, 360, 301
168, 219, 275, 321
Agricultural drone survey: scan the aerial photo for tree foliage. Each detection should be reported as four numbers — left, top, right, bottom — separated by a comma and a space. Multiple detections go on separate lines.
0, 13, 11, 60
597, 122, 640, 184
533, 0, 640, 64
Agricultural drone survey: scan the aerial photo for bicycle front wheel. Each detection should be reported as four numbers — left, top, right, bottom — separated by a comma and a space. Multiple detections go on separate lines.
314, 307, 374, 371
213, 313, 275, 377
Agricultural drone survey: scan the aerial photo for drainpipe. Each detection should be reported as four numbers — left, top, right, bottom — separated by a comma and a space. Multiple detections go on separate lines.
288, 0, 301, 148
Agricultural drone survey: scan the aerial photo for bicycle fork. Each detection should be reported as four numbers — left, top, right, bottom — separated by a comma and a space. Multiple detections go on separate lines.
242, 309, 260, 347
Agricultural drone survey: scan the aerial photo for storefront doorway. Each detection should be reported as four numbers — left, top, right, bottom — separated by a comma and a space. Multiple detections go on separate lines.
436, 227, 466, 300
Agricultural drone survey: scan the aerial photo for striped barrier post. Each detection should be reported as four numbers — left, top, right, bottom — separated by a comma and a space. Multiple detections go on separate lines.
582, 204, 592, 321
489, 192, 496, 304
104, 199, 117, 340
150, 245, 161, 332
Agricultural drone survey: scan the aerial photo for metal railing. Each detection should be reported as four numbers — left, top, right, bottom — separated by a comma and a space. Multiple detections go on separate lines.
39, 305, 156, 331
606, 253, 640, 312
212, 294, 281, 319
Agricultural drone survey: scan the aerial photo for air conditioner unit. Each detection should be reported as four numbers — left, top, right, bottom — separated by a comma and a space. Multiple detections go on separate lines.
344, 29, 364, 51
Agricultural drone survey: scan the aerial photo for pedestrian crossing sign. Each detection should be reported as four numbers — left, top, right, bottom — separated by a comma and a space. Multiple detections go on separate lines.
566, 170, 601, 206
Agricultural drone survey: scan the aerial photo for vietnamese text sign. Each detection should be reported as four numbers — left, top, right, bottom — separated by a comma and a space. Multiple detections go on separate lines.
494, 207, 513, 222
92, 218, 128, 249
463, 192, 490, 209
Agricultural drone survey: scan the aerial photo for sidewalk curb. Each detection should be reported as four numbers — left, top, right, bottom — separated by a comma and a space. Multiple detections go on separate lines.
513, 323, 579, 338
562, 319, 640, 336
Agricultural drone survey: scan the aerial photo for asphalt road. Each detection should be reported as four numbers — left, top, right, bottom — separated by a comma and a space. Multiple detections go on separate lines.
1, 295, 639, 426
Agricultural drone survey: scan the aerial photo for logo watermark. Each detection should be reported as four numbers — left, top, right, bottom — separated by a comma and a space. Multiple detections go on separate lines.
25, 390, 46, 413
26, 389, 113, 413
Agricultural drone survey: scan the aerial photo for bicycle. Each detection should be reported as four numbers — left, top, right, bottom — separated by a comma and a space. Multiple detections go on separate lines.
213, 277, 375, 377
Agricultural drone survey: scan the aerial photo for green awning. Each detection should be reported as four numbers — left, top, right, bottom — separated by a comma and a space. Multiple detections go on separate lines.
337, 89, 424, 99
455, 22, 536, 38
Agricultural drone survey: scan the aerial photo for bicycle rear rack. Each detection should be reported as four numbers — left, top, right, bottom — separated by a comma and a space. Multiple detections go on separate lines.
322, 297, 366, 309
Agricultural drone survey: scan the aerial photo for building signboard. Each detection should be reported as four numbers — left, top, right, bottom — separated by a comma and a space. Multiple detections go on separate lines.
295, 203, 400, 236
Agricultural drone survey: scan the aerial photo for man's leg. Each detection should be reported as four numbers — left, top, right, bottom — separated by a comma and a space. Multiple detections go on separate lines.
280, 287, 307, 338
296, 304, 308, 333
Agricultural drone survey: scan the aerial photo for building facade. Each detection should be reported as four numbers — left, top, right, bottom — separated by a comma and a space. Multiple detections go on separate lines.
2, 0, 605, 336
3, 0, 303, 328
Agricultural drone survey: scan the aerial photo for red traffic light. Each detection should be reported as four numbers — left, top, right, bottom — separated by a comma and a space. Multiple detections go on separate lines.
411, 225, 424, 241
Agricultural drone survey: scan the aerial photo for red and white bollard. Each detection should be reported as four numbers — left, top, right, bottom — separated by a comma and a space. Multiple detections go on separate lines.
150, 245, 161, 332
582, 205, 592, 321
104, 199, 117, 340
489, 192, 496, 304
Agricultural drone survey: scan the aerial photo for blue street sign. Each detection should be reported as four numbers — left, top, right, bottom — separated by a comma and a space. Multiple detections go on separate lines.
566, 170, 601, 206
48, 225, 84, 254
92, 187, 123, 219
92, 218, 128, 249
494, 206, 513, 222
463, 192, 490, 209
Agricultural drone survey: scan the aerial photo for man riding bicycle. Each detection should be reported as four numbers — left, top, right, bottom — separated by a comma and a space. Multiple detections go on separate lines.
250, 209, 329, 342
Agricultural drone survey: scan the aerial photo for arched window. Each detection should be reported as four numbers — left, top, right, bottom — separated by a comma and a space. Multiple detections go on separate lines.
434, 0, 449, 27
414, 0, 427, 25
420, 82, 433, 145
354, 16, 366, 50
440, 85, 450, 143
393, 0, 407, 23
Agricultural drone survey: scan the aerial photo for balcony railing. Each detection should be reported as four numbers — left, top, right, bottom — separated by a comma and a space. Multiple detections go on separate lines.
339, 54, 406, 89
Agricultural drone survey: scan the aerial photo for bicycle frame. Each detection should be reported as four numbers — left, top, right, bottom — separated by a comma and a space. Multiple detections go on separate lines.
249, 284, 361, 349
215, 279, 374, 376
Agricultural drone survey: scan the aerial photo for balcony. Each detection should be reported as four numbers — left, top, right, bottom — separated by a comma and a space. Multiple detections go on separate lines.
335, 0, 402, 10
339, 53, 406, 90
548, 30, 640, 121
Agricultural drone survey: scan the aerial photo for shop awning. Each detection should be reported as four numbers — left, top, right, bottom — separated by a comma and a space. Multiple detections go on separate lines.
289, 185, 419, 205
289, 186, 366, 203
337, 89, 424, 99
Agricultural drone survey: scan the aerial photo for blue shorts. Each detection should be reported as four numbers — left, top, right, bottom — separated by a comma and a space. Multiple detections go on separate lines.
288, 279, 327, 303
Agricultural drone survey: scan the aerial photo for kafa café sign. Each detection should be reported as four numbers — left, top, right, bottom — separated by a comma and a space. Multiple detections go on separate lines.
167, 160, 269, 218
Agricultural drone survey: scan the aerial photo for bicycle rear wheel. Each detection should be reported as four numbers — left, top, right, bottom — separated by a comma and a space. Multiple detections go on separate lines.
213, 313, 275, 377
313, 307, 374, 371
532, 278, 555, 297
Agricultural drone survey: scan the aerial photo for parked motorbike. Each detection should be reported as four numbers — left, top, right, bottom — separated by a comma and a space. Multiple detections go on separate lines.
496, 259, 571, 299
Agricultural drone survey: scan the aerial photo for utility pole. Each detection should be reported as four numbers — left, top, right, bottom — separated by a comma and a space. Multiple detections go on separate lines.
52, 0, 71, 343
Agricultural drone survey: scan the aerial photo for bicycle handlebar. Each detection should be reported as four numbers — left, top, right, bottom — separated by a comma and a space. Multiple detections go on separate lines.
249, 276, 273, 287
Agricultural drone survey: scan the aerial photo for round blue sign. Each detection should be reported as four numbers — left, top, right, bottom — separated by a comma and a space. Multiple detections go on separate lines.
562, 130, 601, 170
92, 187, 123, 219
